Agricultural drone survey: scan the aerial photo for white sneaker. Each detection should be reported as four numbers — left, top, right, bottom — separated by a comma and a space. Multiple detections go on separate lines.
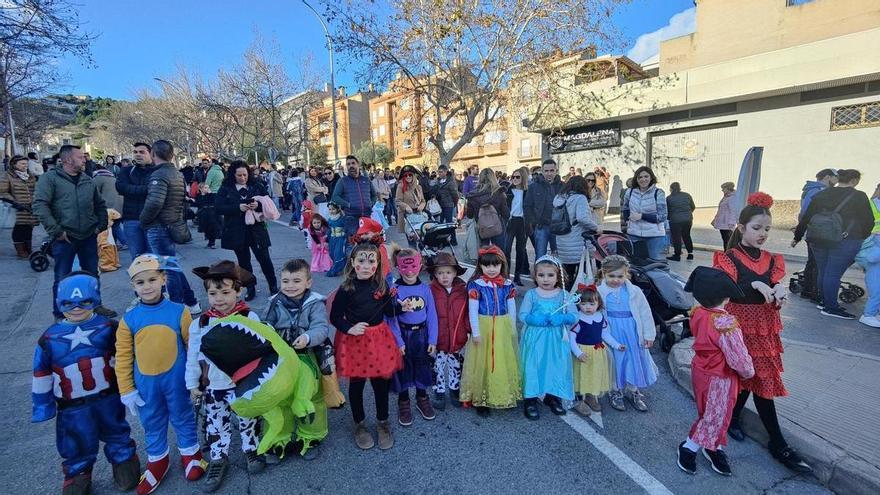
859, 315, 880, 328
188, 302, 203, 315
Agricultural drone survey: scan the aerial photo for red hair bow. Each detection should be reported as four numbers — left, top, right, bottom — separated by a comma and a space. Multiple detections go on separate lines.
577, 283, 597, 292
478, 245, 504, 258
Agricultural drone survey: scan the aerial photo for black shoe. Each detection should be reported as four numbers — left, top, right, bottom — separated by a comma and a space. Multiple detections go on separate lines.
727, 421, 745, 441
450, 389, 462, 408
666, 255, 681, 262
703, 448, 732, 476
202, 458, 228, 492
543, 395, 566, 416
112, 456, 140, 491
245, 286, 256, 301
686, 253, 694, 260
523, 399, 540, 420
245, 450, 266, 474
677, 442, 697, 475
771, 446, 813, 473
820, 307, 856, 320
476, 406, 491, 417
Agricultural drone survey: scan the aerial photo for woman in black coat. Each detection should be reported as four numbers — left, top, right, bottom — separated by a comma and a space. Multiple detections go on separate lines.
215, 160, 277, 300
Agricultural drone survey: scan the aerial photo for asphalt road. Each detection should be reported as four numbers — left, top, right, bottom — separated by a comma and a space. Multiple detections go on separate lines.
0, 219, 836, 494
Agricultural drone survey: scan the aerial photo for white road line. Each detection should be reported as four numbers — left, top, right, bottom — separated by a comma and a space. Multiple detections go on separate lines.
561, 414, 674, 495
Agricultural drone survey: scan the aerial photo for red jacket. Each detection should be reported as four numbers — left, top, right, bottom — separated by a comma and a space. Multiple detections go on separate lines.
430, 277, 470, 353
690, 306, 754, 381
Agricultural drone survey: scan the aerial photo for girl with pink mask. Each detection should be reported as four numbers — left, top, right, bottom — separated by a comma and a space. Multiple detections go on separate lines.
389, 247, 439, 426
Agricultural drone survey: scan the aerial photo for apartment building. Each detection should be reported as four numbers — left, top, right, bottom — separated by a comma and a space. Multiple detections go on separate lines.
309, 87, 378, 165
525, 0, 880, 210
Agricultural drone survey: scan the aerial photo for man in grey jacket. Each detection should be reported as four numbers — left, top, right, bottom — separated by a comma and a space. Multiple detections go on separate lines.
523, 159, 563, 258
141, 140, 200, 313
32, 145, 116, 318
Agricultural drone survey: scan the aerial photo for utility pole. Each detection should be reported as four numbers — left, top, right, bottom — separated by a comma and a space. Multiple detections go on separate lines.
302, 0, 339, 167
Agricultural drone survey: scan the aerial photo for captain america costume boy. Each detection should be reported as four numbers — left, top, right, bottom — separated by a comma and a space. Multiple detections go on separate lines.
32, 272, 139, 494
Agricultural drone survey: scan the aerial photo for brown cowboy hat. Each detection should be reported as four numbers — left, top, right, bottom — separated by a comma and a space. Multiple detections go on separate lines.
427, 252, 466, 276
192, 260, 256, 287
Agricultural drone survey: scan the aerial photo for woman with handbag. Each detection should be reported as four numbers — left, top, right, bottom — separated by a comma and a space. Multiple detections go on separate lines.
505, 166, 530, 285
395, 166, 426, 246
465, 168, 509, 247
552, 176, 598, 290
216, 161, 278, 301
0, 155, 38, 258
305, 167, 331, 219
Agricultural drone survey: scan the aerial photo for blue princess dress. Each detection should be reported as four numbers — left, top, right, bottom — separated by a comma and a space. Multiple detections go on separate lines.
518, 288, 578, 401
604, 285, 658, 390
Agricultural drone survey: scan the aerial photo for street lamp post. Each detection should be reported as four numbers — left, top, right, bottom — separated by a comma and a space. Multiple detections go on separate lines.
301, 0, 339, 166
153, 77, 196, 165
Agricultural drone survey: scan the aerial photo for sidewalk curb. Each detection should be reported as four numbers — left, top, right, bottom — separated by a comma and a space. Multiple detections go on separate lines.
667, 339, 880, 495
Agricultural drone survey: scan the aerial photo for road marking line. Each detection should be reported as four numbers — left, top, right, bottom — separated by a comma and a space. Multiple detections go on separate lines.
561, 414, 673, 495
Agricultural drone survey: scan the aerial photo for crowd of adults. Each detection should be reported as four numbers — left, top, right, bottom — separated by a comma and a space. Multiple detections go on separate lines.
3, 146, 878, 328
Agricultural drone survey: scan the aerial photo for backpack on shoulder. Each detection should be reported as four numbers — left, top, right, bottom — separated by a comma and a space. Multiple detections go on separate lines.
550, 197, 572, 235
477, 203, 503, 239
805, 191, 855, 245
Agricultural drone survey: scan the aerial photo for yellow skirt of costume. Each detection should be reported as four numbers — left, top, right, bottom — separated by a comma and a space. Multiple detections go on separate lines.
460, 315, 522, 408
573, 344, 613, 396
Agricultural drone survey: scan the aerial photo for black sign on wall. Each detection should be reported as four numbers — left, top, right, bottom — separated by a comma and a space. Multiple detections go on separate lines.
546, 122, 621, 153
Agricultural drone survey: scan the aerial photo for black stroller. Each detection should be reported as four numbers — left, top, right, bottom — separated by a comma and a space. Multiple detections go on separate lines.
403, 213, 458, 259
1, 198, 52, 272
588, 231, 694, 352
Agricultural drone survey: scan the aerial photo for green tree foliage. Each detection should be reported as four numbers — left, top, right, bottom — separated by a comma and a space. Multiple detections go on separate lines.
354, 140, 394, 166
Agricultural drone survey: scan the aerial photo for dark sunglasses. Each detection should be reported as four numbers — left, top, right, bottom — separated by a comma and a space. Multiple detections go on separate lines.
323, 172, 333, 175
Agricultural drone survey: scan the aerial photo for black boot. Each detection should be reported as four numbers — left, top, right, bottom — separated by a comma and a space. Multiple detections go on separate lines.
543, 395, 566, 415
245, 286, 256, 301
523, 398, 540, 420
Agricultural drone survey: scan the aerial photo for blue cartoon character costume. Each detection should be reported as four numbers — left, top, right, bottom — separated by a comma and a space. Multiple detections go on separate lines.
115, 255, 205, 494
326, 211, 347, 277
32, 272, 140, 495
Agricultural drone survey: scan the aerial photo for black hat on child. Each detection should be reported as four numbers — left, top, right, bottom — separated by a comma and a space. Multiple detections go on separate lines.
684, 266, 745, 304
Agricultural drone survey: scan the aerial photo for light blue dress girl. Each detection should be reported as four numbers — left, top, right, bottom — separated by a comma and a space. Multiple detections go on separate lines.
519, 288, 578, 401
603, 284, 658, 390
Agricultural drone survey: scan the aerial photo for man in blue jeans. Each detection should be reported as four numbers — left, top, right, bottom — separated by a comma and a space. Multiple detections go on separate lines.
32, 145, 117, 319
140, 140, 200, 314
116, 142, 157, 260
524, 159, 562, 259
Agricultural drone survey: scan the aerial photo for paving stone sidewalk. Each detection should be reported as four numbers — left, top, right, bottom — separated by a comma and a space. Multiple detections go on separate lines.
669, 338, 880, 495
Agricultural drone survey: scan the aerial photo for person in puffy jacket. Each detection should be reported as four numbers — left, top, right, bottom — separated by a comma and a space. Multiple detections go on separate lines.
140, 140, 199, 312
665, 182, 695, 261
427, 252, 471, 410
523, 159, 563, 258
465, 168, 509, 247
552, 176, 598, 290
621, 166, 667, 260
116, 142, 157, 260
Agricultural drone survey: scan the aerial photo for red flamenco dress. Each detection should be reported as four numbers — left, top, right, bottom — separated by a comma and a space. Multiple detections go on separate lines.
713, 246, 787, 399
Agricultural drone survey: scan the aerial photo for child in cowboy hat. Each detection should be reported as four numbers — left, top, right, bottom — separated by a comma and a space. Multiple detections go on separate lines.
184, 260, 265, 492
427, 252, 471, 410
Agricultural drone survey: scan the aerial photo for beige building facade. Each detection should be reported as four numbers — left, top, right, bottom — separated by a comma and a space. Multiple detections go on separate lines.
309, 88, 378, 165
528, 0, 880, 210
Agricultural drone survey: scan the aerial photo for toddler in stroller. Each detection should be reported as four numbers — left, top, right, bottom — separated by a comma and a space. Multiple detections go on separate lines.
590, 231, 693, 352
403, 213, 458, 258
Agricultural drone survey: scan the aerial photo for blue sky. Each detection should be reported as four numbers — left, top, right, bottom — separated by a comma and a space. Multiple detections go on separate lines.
57, 0, 695, 100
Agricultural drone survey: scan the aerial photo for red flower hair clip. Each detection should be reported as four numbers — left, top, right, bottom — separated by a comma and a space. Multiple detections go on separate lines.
747, 192, 773, 209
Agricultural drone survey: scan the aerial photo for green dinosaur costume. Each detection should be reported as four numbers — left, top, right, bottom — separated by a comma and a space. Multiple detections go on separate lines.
198, 314, 317, 454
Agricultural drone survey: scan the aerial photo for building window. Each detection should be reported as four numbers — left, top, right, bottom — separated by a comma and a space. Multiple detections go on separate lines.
786, 0, 815, 6
371, 110, 377, 121
372, 128, 378, 139
484, 130, 508, 144
519, 138, 531, 157
379, 124, 386, 136
830, 102, 880, 130
400, 97, 410, 110
378, 106, 385, 117
401, 117, 411, 130
402, 138, 412, 149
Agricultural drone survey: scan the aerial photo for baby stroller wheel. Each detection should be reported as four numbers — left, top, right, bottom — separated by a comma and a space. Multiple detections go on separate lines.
788, 278, 802, 294
29, 252, 50, 272
839, 289, 859, 304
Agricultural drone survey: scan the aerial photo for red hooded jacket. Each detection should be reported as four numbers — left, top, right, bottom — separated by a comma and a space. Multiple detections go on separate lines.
429, 277, 471, 353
